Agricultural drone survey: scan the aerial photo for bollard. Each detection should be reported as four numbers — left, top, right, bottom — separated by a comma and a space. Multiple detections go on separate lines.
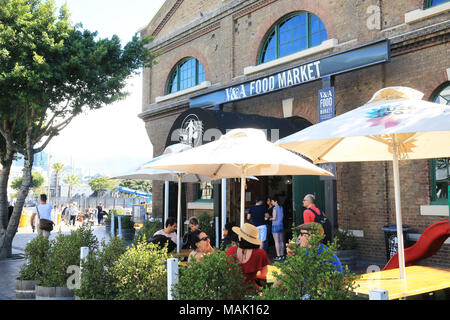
167, 258, 179, 300
111, 213, 115, 237
215, 216, 219, 249
118, 215, 122, 239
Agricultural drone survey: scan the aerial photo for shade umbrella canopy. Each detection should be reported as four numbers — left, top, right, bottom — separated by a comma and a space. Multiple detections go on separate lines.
143, 128, 333, 226
111, 143, 214, 253
276, 86, 450, 280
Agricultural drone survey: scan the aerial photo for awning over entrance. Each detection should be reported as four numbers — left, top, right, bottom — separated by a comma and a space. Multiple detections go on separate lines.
165, 108, 310, 148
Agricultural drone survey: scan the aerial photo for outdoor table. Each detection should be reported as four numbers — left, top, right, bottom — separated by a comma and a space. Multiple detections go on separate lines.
353, 265, 450, 299
170, 249, 191, 259
257, 265, 281, 283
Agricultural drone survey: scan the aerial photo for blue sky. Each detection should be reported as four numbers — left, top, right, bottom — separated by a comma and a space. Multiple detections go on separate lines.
46, 0, 165, 177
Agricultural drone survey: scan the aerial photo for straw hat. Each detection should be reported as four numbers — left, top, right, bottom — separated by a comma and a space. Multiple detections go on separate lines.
232, 223, 261, 246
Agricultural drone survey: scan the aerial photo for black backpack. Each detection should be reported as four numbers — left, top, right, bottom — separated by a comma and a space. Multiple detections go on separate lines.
147, 234, 177, 253
307, 208, 332, 245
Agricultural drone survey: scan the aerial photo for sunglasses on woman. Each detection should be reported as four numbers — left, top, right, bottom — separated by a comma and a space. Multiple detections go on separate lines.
199, 236, 209, 242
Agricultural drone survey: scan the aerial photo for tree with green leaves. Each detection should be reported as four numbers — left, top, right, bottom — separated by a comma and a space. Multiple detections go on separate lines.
63, 173, 80, 198
0, 0, 155, 258
88, 176, 116, 197
118, 179, 152, 194
11, 172, 45, 196
51, 162, 65, 198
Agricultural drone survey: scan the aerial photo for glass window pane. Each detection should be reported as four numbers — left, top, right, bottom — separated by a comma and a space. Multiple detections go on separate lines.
429, 0, 449, 7
431, 84, 450, 202
258, 12, 328, 64
435, 158, 449, 199
169, 74, 178, 93
167, 58, 205, 94
261, 32, 276, 63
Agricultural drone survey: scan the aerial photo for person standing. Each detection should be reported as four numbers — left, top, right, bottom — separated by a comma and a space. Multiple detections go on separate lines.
270, 197, 284, 261
97, 202, 105, 225
69, 202, 78, 227
302, 194, 332, 244
247, 197, 268, 252
30, 194, 53, 238
265, 197, 274, 253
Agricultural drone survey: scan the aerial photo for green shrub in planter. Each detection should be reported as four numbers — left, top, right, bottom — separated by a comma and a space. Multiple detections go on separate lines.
133, 220, 161, 245
110, 239, 168, 300
38, 227, 98, 287
256, 228, 359, 300
334, 229, 357, 250
74, 236, 127, 300
173, 250, 252, 300
198, 212, 215, 246
19, 235, 51, 281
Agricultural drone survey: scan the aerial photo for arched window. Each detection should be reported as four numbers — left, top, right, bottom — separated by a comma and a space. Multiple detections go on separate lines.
425, 0, 449, 8
167, 58, 205, 94
258, 12, 327, 64
430, 82, 450, 204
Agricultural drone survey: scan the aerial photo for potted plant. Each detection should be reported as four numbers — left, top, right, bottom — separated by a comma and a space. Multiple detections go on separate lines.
16, 235, 50, 299
119, 215, 135, 242
35, 227, 98, 300
74, 236, 127, 300
173, 250, 251, 300
334, 229, 358, 272
256, 228, 358, 300
109, 239, 168, 300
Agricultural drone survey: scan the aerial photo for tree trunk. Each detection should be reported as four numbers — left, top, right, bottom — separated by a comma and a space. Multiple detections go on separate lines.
0, 154, 34, 259
0, 153, 13, 231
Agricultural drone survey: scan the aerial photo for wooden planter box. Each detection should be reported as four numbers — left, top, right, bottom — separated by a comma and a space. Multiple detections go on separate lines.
15, 279, 36, 300
35, 285, 74, 300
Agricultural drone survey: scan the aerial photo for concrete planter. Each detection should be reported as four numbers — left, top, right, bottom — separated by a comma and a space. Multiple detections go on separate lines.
336, 249, 358, 272
35, 285, 74, 300
15, 279, 36, 300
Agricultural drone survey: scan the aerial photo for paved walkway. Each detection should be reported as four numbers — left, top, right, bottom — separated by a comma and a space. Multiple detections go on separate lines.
0, 223, 109, 300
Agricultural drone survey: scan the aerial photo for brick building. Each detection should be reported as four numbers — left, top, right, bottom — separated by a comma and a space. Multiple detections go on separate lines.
139, 0, 450, 266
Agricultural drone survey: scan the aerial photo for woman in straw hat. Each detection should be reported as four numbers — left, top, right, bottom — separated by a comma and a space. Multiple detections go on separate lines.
226, 223, 270, 289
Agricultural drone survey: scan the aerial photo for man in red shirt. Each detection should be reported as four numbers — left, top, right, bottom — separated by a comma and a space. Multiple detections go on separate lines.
302, 194, 320, 223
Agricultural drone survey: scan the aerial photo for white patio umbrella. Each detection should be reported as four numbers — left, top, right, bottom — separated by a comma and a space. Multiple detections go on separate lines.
111, 143, 214, 253
143, 128, 333, 227
276, 86, 450, 280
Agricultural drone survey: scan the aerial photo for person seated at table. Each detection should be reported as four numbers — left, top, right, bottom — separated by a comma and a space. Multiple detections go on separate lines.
286, 222, 342, 273
219, 221, 239, 251
226, 223, 270, 289
188, 229, 214, 263
153, 217, 178, 246
182, 217, 200, 249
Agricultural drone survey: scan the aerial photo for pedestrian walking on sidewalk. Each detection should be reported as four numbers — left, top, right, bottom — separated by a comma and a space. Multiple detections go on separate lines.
30, 194, 54, 238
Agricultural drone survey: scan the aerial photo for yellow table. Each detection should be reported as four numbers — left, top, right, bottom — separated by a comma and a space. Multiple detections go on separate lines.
257, 265, 280, 283
353, 266, 450, 300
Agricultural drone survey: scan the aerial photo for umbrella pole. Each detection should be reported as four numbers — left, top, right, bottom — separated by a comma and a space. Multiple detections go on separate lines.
164, 181, 169, 222
392, 139, 406, 280
177, 175, 182, 254
240, 168, 247, 227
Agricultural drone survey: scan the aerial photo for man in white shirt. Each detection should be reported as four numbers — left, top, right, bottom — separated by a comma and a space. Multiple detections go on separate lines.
153, 217, 178, 245
30, 194, 53, 238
